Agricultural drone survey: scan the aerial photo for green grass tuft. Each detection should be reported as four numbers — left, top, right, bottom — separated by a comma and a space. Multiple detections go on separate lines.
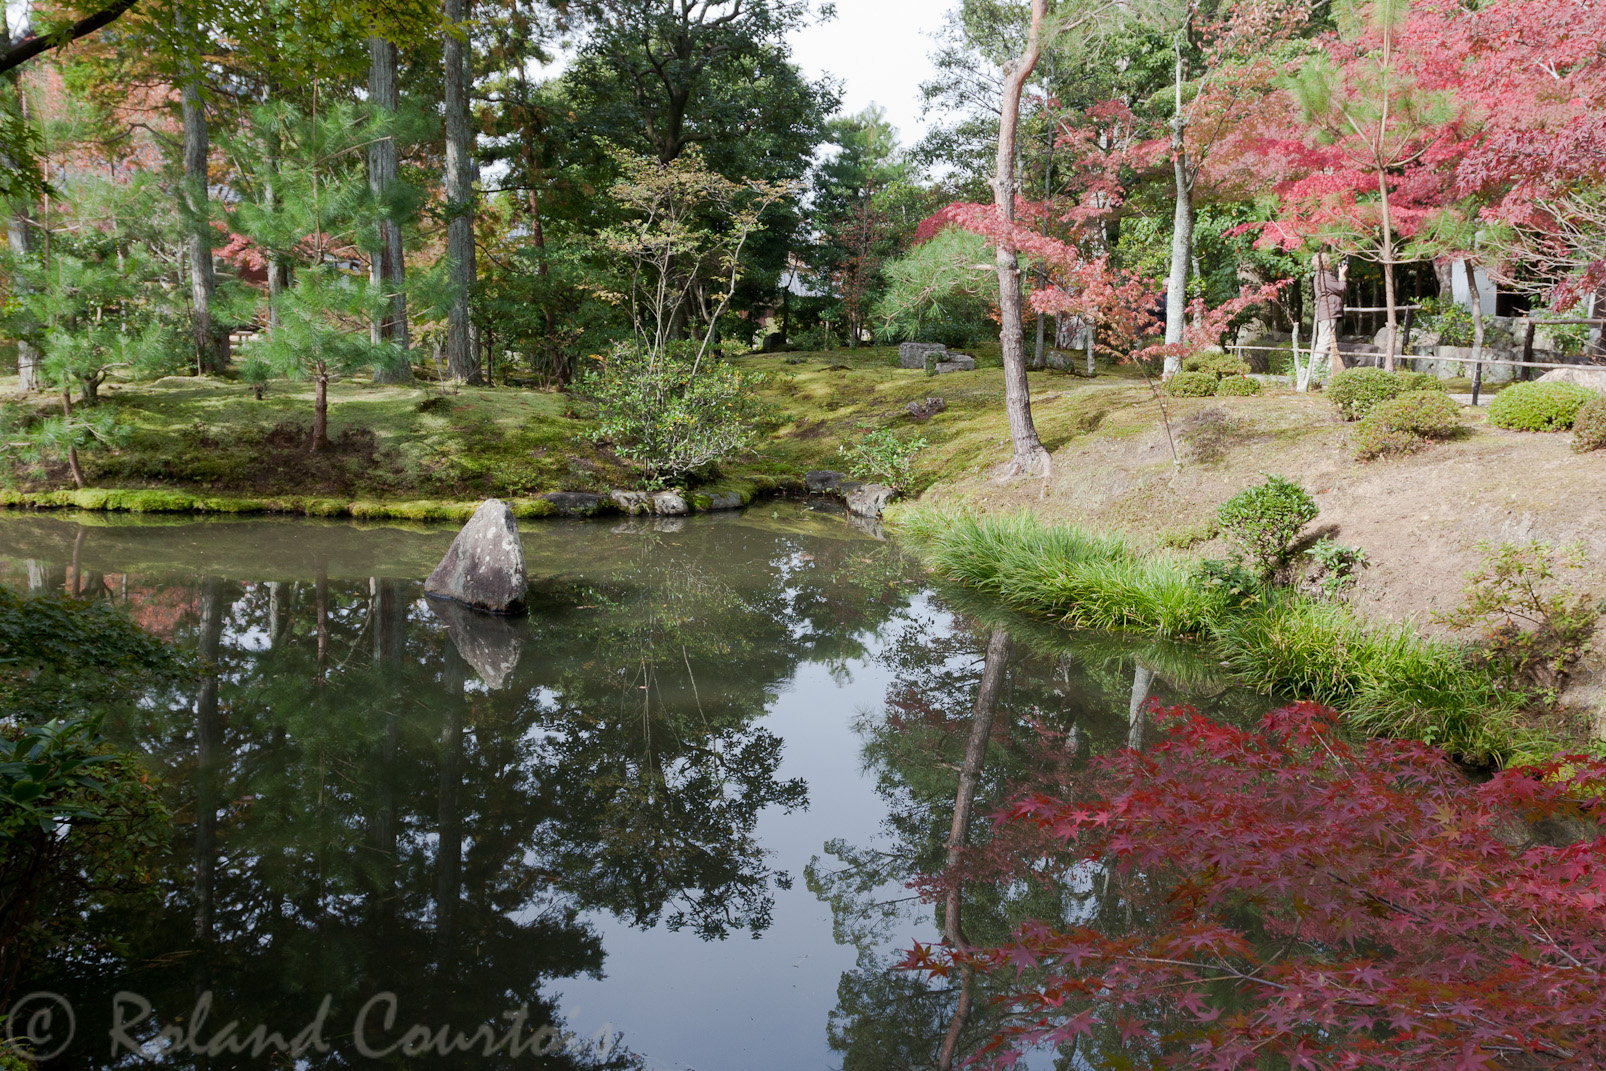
893, 507, 1541, 764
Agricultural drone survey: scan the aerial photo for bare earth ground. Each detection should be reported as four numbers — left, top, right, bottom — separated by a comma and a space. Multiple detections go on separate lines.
919, 388, 1606, 735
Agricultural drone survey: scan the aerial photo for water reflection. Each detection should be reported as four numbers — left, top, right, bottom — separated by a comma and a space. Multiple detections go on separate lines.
0, 509, 1262, 1070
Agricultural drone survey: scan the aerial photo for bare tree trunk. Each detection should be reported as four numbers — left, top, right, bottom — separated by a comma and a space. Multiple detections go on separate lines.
368, 35, 410, 381
4, 8, 40, 392
5, 214, 38, 392
991, 0, 1050, 479
1588, 283, 1605, 360
937, 626, 1012, 1071
178, 3, 225, 375
60, 387, 85, 488
1163, 32, 1194, 377
1464, 259, 1485, 377
443, 0, 479, 384
311, 369, 329, 453
263, 120, 286, 333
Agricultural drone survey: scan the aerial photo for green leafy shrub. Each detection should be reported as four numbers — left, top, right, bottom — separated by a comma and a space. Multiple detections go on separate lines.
1165, 371, 1219, 397
1326, 367, 1403, 420
1182, 352, 1250, 377
1395, 370, 1447, 393
1573, 393, 1606, 453
583, 343, 770, 485
1432, 541, 1597, 706
1351, 389, 1463, 460
1417, 296, 1474, 346
839, 429, 928, 493
1487, 381, 1598, 432
1307, 538, 1368, 597
1217, 474, 1320, 579
1216, 376, 1263, 397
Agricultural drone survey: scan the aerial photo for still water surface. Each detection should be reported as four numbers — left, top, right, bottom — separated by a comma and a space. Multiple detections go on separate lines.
1, 504, 1261, 1069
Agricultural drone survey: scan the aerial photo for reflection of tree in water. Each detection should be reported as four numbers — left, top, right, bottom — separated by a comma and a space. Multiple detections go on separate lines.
17, 516, 922, 1068
813, 595, 1264, 1070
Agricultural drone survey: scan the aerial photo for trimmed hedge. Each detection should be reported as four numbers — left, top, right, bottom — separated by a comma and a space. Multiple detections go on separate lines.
1166, 371, 1219, 397
1327, 367, 1448, 421
1352, 390, 1463, 460
1487, 381, 1598, 432
1183, 352, 1251, 377
1573, 394, 1606, 453
1217, 376, 1263, 397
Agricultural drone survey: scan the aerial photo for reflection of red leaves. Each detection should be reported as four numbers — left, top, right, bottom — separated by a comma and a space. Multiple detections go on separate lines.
906, 703, 1606, 1069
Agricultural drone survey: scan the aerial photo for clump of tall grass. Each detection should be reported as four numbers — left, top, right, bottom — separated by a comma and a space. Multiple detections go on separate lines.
893, 507, 1541, 764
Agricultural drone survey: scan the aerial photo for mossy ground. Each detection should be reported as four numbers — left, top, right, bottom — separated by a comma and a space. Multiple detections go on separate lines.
0, 347, 1153, 514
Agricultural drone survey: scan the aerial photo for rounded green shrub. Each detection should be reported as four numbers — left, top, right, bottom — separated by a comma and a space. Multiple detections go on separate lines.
1352, 389, 1463, 460
1183, 352, 1251, 377
1394, 370, 1447, 393
1487, 381, 1598, 432
1216, 375, 1263, 397
1326, 367, 1402, 420
1166, 371, 1219, 397
1217, 474, 1320, 579
1573, 393, 1606, 453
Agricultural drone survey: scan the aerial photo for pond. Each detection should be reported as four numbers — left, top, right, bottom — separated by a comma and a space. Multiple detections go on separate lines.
1, 504, 1265, 1070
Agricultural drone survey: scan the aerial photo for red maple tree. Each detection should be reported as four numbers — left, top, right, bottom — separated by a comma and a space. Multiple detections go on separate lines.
904, 702, 1606, 1069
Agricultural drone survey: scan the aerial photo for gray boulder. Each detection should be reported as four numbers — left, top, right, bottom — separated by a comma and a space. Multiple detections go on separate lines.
935, 354, 977, 373
1538, 367, 1606, 391
610, 490, 652, 515
906, 396, 947, 421
899, 342, 947, 369
425, 499, 528, 614
542, 491, 608, 517
652, 490, 688, 516
701, 491, 745, 511
428, 597, 524, 690
847, 483, 896, 518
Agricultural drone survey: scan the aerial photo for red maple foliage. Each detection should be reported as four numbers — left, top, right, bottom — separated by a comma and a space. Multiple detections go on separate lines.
903, 703, 1606, 1069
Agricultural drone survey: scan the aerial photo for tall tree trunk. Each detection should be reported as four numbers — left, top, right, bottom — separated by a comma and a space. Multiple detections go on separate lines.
1464, 259, 1485, 376
60, 387, 85, 488
3, 7, 40, 392
311, 369, 329, 453
1163, 31, 1194, 377
177, 3, 225, 375
368, 35, 410, 380
442, 0, 478, 384
1588, 283, 1606, 360
937, 626, 1012, 1071
991, 0, 1050, 479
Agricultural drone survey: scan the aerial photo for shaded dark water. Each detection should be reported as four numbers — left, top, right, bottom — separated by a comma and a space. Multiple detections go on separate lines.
1, 505, 1263, 1070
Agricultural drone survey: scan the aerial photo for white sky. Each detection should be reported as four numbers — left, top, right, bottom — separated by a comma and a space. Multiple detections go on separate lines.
789, 0, 950, 150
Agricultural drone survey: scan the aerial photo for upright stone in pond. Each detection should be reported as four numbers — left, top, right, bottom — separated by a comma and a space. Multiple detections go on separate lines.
899, 342, 947, 369
424, 499, 527, 614
847, 483, 895, 519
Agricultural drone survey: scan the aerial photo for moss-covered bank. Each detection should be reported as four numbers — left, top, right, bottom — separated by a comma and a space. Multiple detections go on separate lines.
888, 508, 1563, 765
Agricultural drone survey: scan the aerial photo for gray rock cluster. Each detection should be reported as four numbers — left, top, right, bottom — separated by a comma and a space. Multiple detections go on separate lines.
611, 490, 689, 516
898, 341, 948, 369
424, 499, 528, 614
805, 468, 896, 519
896, 342, 977, 374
